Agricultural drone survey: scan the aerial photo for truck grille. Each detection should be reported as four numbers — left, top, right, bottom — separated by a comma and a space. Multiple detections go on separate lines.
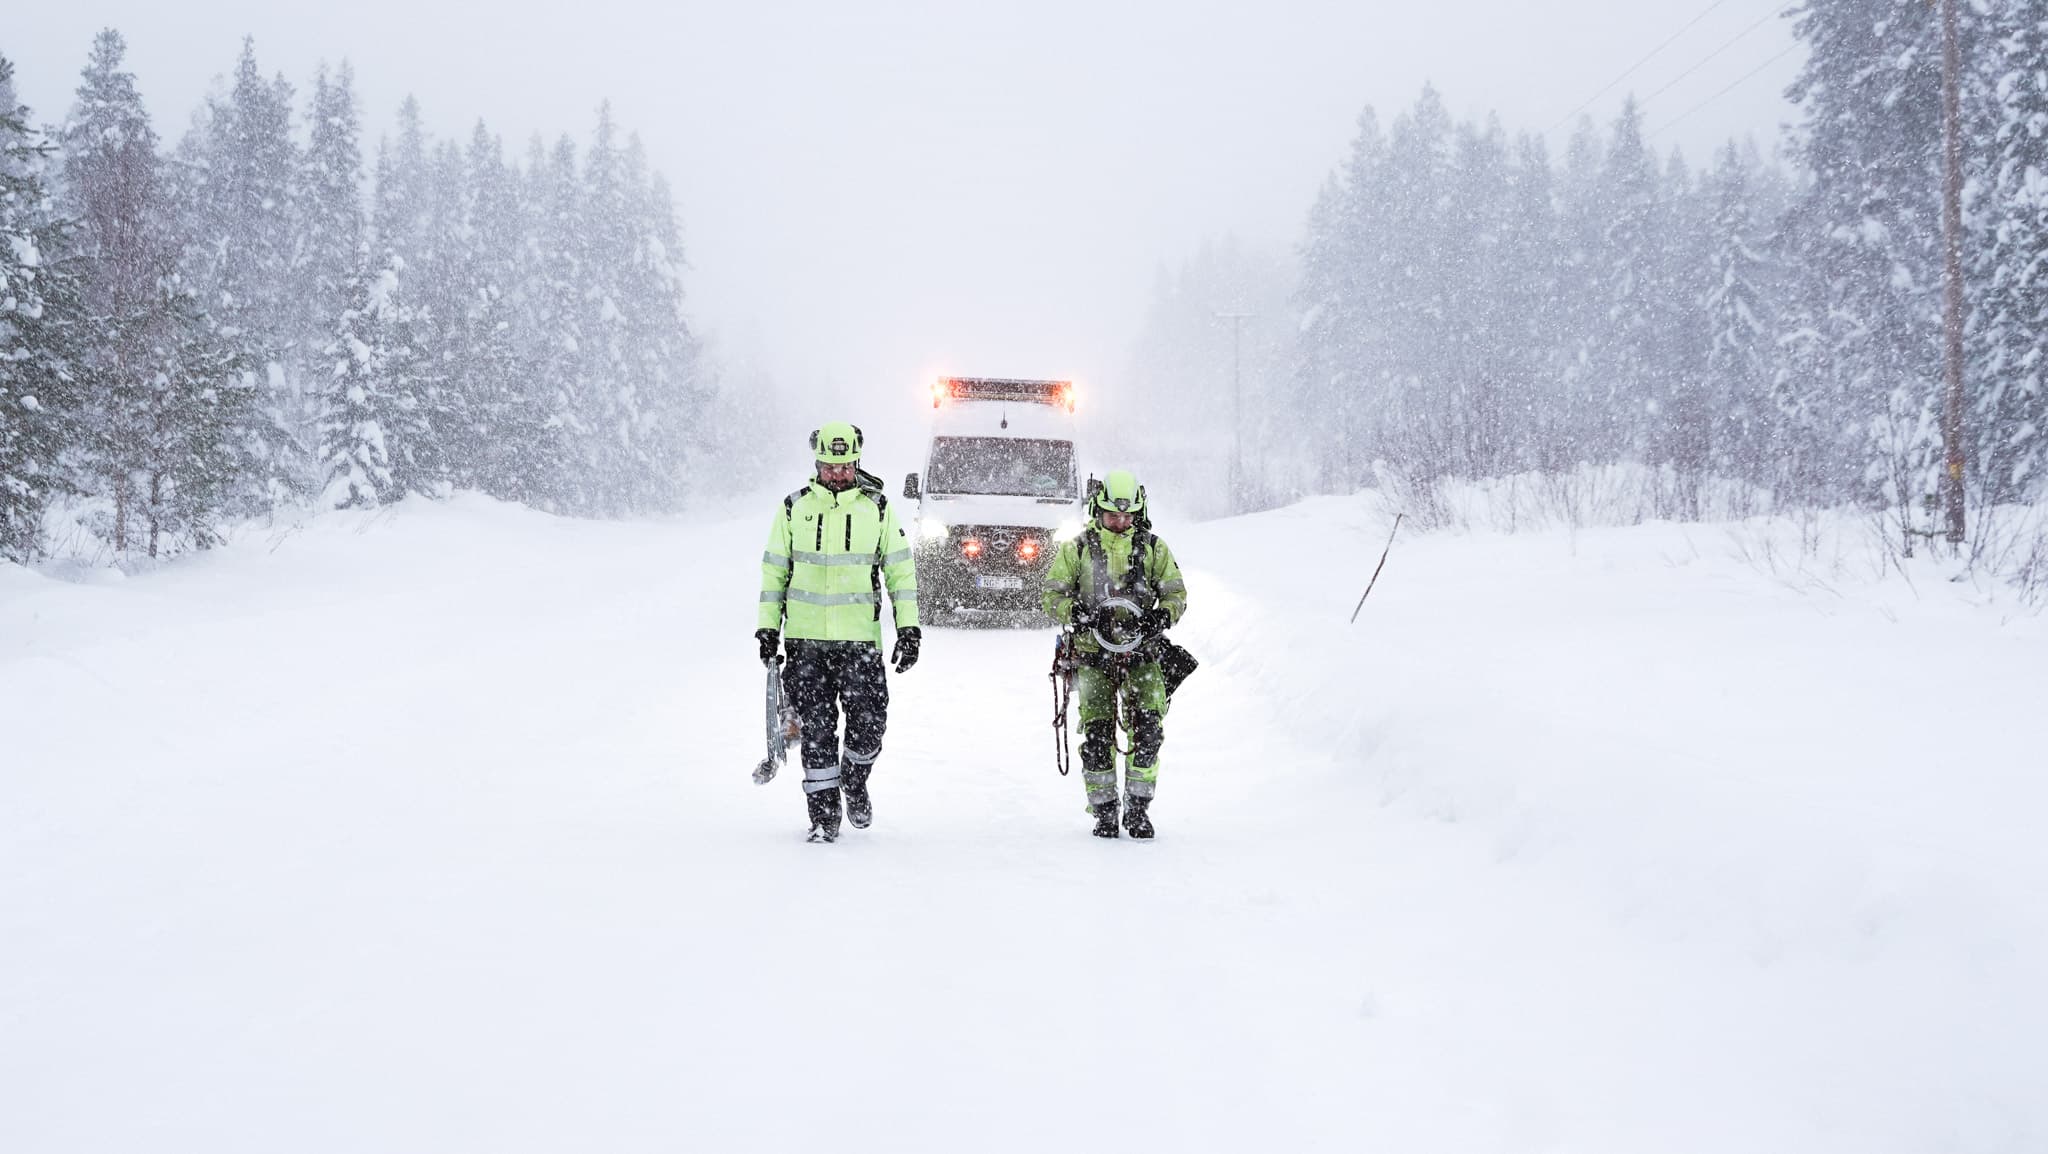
940, 525, 1052, 572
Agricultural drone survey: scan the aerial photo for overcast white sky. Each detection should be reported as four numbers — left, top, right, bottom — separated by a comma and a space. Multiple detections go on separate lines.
8, 0, 1803, 428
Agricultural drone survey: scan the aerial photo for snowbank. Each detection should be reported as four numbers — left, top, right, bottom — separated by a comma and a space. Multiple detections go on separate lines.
3, 492, 2041, 1152
1175, 495, 2047, 1150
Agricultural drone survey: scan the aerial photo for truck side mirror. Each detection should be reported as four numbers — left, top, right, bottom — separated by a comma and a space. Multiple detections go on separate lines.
904, 473, 921, 500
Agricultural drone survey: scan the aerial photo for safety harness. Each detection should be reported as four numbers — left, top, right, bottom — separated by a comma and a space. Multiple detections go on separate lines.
1081, 524, 1158, 622
1050, 523, 1197, 775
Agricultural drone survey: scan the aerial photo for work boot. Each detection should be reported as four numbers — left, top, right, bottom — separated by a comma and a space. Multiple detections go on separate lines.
806, 788, 842, 843
1122, 795, 1154, 840
1091, 798, 1120, 839
843, 761, 873, 829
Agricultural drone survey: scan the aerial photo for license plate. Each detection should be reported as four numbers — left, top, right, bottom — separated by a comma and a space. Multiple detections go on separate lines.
975, 575, 1025, 590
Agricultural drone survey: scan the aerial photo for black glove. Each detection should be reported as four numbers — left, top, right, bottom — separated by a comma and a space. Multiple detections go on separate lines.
1069, 605, 1096, 631
1139, 607, 1173, 638
890, 627, 921, 673
755, 628, 781, 665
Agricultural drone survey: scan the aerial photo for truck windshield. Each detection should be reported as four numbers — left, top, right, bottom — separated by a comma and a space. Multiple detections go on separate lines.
926, 437, 1076, 498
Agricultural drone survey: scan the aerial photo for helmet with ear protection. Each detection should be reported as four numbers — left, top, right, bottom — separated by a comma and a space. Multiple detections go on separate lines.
809, 421, 863, 464
1091, 469, 1146, 514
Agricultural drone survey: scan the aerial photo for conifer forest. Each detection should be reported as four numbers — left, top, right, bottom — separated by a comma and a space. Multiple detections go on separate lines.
5, 2, 2048, 562
3, 32, 712, 563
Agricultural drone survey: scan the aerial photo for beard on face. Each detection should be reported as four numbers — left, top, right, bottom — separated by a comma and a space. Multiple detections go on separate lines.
817, 462, 858, 491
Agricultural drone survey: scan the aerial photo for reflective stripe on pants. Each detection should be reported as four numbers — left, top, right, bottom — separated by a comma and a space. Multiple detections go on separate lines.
783, 640, 889, 795
1075, 661, 1166, 805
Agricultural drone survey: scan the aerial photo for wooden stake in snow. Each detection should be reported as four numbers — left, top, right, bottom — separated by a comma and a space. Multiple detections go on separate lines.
1349, 514, 1404, 624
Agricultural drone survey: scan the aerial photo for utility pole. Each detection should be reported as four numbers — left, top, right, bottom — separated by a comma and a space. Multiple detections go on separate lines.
1940, 0, 1968, 546
1216, 311, 1255, 513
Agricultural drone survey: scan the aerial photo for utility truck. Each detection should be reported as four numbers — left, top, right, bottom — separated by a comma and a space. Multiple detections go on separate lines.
903, 377, 1084, 624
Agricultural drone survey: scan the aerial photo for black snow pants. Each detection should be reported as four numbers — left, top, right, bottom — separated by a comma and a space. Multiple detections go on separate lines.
782, 640, 890, 795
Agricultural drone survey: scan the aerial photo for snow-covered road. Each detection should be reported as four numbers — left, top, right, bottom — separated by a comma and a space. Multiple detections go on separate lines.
4, 496, 2042, 1152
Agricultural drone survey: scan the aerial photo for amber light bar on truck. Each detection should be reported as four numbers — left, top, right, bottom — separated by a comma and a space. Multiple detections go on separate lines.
930, 376, 1077, 412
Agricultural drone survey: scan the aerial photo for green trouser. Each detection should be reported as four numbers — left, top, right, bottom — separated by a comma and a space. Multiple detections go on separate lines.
1076, 659, 1168, 809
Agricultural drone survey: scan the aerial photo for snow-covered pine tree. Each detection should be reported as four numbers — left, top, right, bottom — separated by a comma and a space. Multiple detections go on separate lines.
371, 96, 430, 264
410, 137, 470, 489
523, 133, 592, 513
1587, 98, 1664, 466
1444, 115, 1515, 476
58, 33, 279, 560
59, 29, 177, 555
319, 243, 438, 508
295, 62, 365, 458
1973, 0, 2048, 504
1698, 141, 1780, 493
1373, 86, 1458, 477
458, 121, 549, 504
362, 135, 445, 496
319, 243, 393, 509
1553, 116, 1608, 469
0, 54, 82, 562
621, 139, 702, 512
1656, 148, 1718, 514
1291, 184, 1349, 487
1291, 108, 1388, 489
130, 272, 262, 555
1499, 132, 1563, 474
176, 38, 305, 513
576, 102, 653, 516
364, 99, 462, 496
184, 41, 296, 385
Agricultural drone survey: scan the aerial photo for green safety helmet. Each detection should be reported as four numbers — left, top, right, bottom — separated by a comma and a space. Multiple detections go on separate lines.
809, 421, 864, 464
1092, 469, 1146, 514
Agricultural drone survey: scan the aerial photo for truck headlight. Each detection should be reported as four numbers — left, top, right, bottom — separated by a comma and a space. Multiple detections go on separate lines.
1052, 518, 1084, 542
919, 518, 949, 541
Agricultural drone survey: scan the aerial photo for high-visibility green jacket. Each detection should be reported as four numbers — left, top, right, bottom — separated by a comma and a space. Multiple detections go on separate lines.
1041, 524, 1187, 654
760, 480, 919, 642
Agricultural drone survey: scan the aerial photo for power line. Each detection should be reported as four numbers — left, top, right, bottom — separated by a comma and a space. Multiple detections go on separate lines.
1639, 8, 1782, 108
1652, 42, 1802, 135
1544, 0, 1738, 134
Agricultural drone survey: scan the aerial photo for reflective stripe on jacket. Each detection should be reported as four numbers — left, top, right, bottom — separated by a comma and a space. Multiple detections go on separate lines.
760, 481, 919, 642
